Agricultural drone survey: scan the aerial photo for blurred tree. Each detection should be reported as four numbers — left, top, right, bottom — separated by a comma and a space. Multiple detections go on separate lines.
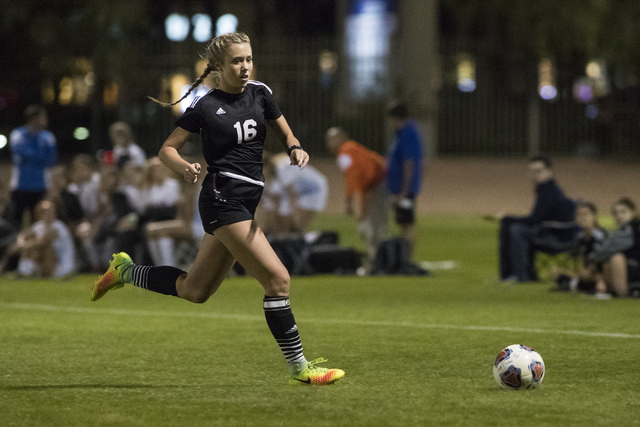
442, 0, 640, 74
0, 0, 150, 152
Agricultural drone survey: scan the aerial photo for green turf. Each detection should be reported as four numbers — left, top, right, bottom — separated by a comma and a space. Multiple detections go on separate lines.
1, 214, 640, 426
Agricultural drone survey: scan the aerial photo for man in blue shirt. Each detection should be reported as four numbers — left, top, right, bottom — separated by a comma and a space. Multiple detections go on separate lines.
8, 105, 58, 227
387, 101, 424, 257
498, 155, 576, 282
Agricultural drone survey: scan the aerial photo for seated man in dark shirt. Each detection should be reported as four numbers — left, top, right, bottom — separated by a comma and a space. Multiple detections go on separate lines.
498, 155, 576, 282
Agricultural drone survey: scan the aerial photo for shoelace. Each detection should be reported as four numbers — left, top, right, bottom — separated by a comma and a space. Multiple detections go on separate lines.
304, 357, 330, 373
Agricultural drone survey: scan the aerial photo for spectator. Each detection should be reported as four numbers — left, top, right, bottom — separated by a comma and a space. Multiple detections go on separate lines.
325, 127, 387, 267
386, 100, 424, 257
68, 153, 100, 221
76, 165, 138, 271
119, 161, 147, 216
140, 157, 180, 224
0, 200, 75, 278
108, 121, 146, 168
589, 197, 640, 298
261, 151, 328, 233
145, 180, 204, 267
497, 155, 576, 282
552, 201, 607, 294
46, 165, 84, 228
8, 104, 58, 228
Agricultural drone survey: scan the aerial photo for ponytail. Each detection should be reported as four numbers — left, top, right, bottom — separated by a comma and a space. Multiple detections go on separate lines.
148, 66, 213, 108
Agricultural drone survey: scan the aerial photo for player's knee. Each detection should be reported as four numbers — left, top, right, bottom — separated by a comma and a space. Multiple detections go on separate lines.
264, 268, 290, 296
178, 276, 215, 304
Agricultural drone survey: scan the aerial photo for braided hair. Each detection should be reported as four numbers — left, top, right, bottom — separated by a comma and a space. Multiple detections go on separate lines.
150, 32, 251, 108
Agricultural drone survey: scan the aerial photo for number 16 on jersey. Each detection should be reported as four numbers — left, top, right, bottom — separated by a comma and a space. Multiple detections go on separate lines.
233, 120, 257, 144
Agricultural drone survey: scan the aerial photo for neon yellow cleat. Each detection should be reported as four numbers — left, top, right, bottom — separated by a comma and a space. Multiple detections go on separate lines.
289, 358, 345, 385
91, 252, 133, 301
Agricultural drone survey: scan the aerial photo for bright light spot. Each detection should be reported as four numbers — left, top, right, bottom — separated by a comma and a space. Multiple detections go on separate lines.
585, 104, 599, 119
573, 79, 593, 103
538, 59, 556, 100
0, 135, 7, 149
58, 77, 73, 105
216, 14, 238, 36
73, 127, 90, 140
165, 13, 190, 42
345, 0, 395, 99
539, 85, 557, 100
457, 56, 476, 92
192, 14, 212, 42
319, 50, 338, 74
458, 78, 476, 92
586, 61, 603, 79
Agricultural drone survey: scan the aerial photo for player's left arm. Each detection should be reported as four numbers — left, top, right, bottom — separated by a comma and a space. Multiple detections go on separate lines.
267, 116, 309, 169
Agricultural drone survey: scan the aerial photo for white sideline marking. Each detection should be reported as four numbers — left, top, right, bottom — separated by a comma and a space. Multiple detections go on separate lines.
2, 302, 640, 340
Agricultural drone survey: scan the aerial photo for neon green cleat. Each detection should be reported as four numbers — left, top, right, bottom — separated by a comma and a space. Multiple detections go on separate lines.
289, 358, 345, 385
91, 252, 133, 301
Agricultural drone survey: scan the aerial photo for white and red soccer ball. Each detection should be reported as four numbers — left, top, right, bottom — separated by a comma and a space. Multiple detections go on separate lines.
493, 344, 545, 390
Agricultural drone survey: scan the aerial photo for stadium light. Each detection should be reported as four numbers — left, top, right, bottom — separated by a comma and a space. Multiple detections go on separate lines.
192, 14, 212, 42
216, 14, 238, 36
165, 13, 190, 42
0, 134, 7, 149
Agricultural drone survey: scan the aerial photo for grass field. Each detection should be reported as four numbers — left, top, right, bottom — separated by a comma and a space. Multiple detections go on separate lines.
1, 214, 640, 426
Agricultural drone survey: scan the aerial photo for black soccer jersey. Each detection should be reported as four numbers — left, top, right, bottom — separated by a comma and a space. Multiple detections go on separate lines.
175, 80, 282, 185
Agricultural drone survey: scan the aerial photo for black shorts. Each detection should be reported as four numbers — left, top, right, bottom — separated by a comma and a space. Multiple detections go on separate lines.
394, 196, 416, 225
199, 173, 264, 234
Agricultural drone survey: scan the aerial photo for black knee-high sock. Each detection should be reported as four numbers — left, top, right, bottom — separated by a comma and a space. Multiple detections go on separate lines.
130, 265, 184, 297
263, 296, 306, 364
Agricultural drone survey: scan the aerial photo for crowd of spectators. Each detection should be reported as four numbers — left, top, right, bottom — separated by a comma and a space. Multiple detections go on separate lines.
495, 154, 640, 299
0, 108, 203, 279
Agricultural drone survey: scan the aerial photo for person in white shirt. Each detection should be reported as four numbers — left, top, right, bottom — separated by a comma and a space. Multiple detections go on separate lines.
3, 200, 75, 278
109, 121, 146, 167
262, 152, 328, 233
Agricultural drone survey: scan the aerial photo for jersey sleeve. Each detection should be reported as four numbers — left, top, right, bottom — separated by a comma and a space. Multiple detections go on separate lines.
175, 98, 204, 133
261, 86, 282, 120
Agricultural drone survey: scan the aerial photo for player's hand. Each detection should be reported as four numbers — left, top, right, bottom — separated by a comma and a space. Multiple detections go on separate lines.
290, 149, 309, 169
184, 162, 201, 183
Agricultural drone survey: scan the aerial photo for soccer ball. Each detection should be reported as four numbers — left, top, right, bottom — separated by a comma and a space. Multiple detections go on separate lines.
493, 344, 545, 390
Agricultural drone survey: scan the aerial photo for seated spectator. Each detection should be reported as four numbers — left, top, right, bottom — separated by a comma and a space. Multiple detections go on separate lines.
261, 152, 328, 234
140, 157, 180, 224
109, 121, 146, 168
76, 165, 138, 271
0, 200, 75, 278
68, 153, 100, 221
589, 197, 640, 298
119, 161, 147, 216
552, 201, 608, 294
145, 180, 204, 267
497, 155, 576, 282
46, 165, 84, 229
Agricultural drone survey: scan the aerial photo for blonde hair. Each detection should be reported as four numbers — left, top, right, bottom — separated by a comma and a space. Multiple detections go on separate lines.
150, 32, 251, 108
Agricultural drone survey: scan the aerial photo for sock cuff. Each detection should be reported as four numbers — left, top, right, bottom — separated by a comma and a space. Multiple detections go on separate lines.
263, 296, 290, 310
131, 265, 152, 288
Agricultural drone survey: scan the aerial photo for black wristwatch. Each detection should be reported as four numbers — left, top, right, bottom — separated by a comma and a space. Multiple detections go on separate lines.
287, 145, 303, 156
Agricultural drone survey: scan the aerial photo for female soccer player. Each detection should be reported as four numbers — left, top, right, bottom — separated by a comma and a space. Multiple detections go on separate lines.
91, 32, 344, 385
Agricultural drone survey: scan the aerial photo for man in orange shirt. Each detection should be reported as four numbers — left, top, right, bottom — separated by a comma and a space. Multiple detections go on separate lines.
325, 127, 387, 268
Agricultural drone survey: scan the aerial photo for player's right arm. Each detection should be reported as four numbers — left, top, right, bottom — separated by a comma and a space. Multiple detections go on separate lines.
159, 127, 201, 184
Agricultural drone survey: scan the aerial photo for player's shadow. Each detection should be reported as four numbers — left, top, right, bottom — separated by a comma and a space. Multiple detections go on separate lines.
1, 384, 185, 390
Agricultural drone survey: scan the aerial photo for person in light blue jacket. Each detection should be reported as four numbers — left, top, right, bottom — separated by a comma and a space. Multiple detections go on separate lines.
8, 105, 58, 227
